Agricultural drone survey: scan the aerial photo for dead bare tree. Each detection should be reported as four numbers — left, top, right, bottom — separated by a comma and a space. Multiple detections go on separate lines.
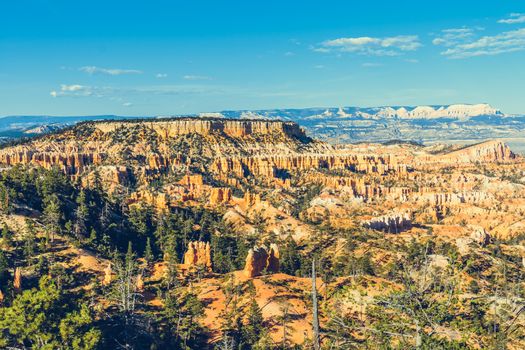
312, 258, 321, 350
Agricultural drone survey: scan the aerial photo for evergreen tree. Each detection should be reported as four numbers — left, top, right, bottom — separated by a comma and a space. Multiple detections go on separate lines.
164, 237, 179, 290
219, 275, 244, 349
59, 304, 102, 350
128, 205, 150, 236
1, 223, 12, 248
23, 219, 37, 260
280, 233, 302, 276
0, 182, 11, 214
243, 282, 264, 347
43, 194, 62, 243
73, 189, 89, 240
161, 288, 205, 348
0, 276, 101, 349
89, 228, 97, 243
0, 249, 8, 285
144, 237, 154, 267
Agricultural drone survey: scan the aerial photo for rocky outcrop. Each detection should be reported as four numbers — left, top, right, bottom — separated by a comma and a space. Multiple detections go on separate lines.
211, 153, 409, 181
103, 263, 112, 286
183, 241, 212, 272
13, 267, 22, 290
0, 149, 103, 175
129, 190, 169, 211
431, 141, 515, 164
243, 191, 262, 207
470, 226, 492, 246
209, 187, 232, 205
243, 244, 279, 278
363, 212, 412, 233
136, 274, 144, 292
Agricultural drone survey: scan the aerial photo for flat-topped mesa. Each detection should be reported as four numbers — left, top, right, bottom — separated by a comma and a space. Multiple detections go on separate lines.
92, 118, 309, 140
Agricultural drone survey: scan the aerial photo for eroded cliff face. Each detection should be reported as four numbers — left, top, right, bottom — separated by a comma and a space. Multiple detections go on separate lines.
0, 117, 523, 241
94, 119, 308, 139
0, 119, 515, 187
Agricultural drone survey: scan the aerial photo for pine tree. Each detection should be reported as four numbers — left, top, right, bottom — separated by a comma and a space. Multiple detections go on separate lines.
23, 219, 37, 259
144, 237, 154, 267
165, 237, 179, 290
0, 183, 10, 215
219, 274, 244, 348
0, 250, 8, 285
74, 189, 89, 240
161, 287, 205, 348
243, 281, 264, 347
280, 233, 302, 276
43, 194, 62, 243
89, 228, 97, 243
1, 224, 12, 248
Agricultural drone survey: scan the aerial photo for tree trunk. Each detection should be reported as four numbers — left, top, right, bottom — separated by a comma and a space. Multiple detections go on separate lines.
312, 258, 320, 350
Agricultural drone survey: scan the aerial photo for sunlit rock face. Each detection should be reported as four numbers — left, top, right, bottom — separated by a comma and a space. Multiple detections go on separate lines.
183, 241, 212, 272
363, 212, 412, 233
243, 244, 280, 278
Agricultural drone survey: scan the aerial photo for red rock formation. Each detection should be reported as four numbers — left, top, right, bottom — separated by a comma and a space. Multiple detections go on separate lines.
103, 263, 112, 286
243, 244, 280, 278
243, 191, 261, 207
183, 241, 212, 272
363, 212, 412, 233
209, 187, 232, 205
179, 174, 204, 188
13, 267, 21, 290
136, 274, 144, 292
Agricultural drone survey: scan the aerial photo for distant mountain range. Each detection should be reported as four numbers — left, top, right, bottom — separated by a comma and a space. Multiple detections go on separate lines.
2, 104, 524, 149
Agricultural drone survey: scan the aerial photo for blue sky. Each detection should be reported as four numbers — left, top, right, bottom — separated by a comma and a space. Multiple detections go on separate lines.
1, 0, 525, 116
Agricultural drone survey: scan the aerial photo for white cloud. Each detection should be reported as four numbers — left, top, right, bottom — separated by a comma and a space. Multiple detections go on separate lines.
183, 75, 212, 80
432, 28, 477, 46
123, 102, 133, 107
434, 27, 525, 58
80, 66, 142, 75
60, 84, 84, 92
498, 13, 525, 24
362, 62, 383, 67
404, 58, 419, 63
317, 35, 421, 56
50, 83, 225, 100
284, 51, 295, 56
156, 73, 168, 78
51, 84, 93, 97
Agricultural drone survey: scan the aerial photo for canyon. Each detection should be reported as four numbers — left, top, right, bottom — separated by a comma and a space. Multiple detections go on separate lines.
1, 117, 524, 348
